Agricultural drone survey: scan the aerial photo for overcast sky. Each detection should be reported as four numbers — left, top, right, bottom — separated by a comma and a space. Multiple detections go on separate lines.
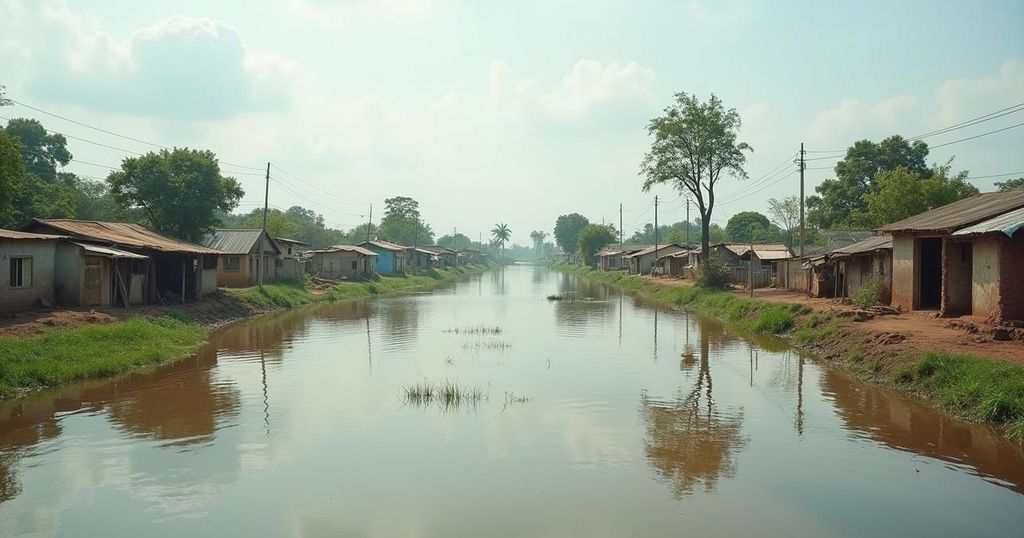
2, 0, 1022, 245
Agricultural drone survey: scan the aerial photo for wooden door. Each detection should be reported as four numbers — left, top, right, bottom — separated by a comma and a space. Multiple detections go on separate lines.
84, 257, 103, 306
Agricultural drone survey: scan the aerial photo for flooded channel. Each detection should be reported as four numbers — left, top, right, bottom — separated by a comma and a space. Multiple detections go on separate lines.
1, 265, 1022, 537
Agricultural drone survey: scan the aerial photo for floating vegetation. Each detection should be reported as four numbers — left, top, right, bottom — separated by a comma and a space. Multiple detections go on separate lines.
461, 339, 512, 352
443, 325, 503, 335
502, 391, 533, 411
402, 380, 487, 411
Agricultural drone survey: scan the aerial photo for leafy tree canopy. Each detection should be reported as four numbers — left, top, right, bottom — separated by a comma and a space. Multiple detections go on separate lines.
437, 232, 472, 250
995, 177, 1024, 192
767, 196, 800, 248
554, 213, 589, 253
725, 211, 771, 243
377, 195, 433, 245
577, 224, 616, 266
106, 148, 243, 241
857, 165, 977, 228
3, 118, 72, 182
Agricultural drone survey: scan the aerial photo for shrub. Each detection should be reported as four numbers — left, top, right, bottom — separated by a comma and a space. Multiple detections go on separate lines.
695, 255, 731, 289
751, 306, 796, 334
851, 276, 888, 309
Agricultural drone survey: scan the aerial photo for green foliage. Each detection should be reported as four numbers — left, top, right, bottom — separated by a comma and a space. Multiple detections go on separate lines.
0, 315, 206, 397
2, 117, 71, 181
856, 165, 977, 227
694, 255, 731, 289
554, 213, 590, 254
751, 306, 796, 334
491, 223, 511, 257
767, 196, 799, 247
995, 177, 1024, 192
377, 196, 433, 245
640, 92, 751, 255
529, 230, 548, 253
437, 232, 472, 250
851, 276, 888, 309
0, 131, 23, 227
106, 148, 244, 241
725, 211, 771, 243
807, 135, 931, 229
576, 223, 615, 266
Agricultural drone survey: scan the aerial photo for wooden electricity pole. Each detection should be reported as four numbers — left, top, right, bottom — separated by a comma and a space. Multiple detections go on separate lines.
259, 161, 269, 288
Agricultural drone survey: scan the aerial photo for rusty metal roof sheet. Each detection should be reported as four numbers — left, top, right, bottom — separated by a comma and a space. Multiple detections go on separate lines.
200, 229, 280, 255
359, 240, 407, 252
830, 234, 893, 257
627, 243, 686, 258
877, 190, 1024, 233
27, 219, 221, 254
0, 229, 65, 240
952, 206, 1024, 237
71, 241, 149, 259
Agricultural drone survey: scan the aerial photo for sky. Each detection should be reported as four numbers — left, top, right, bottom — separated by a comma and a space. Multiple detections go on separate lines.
1, 0, 1022, 245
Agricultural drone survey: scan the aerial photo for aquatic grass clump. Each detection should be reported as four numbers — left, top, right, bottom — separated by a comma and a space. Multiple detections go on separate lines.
443, 325, 503, 335
502, 391, 533, 411
461, 339, 512, 352
546, 292, 578, 301
402, 380, 487, 411
750, 305, 797, 334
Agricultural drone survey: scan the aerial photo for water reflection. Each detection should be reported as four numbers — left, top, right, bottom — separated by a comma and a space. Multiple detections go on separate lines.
640, 329, 747, 497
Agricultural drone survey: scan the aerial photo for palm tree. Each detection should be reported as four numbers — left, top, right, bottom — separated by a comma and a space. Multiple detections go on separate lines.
529, 230, 547, 254
491, 223, 511, 260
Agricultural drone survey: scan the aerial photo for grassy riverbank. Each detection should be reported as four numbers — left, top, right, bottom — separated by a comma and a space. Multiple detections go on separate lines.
0, 264, 493, 398
555, 263, 1024, 441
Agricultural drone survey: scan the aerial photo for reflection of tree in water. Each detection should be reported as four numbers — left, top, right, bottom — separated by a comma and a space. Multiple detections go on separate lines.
0, 408, 62, 503
641, 331, 747, 497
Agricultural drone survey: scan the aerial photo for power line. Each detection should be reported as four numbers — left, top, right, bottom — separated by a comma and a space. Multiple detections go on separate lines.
270, 175, 368, 218
271, 164, 369, 206
717, 170, 798, 207
928, 121, 1024, 149
909, 102, 1024, 140
967, 171, 1024, 180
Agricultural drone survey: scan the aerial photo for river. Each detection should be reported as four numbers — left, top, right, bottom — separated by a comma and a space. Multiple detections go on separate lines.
0, 265, 1022, 537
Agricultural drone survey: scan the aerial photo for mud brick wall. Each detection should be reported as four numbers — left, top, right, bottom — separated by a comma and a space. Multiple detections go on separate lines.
999, 232, 1024, 321
942, 239, 973, 316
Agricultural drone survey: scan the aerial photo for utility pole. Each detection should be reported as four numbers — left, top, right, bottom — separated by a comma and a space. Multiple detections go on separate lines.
653, 195, 659, 275
749, 235, 755, 298
798, 142, 806, 258
259, 161, 269, 288
453, 226, 457, 250
619, 203, 623, 252
685, 197, 691, 245
366, 204, 372, 242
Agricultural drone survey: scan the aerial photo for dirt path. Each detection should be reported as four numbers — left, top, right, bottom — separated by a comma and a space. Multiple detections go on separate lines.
642, 275, 1024, 367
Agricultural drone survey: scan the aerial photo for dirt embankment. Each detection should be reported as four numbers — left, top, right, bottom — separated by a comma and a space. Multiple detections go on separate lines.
0, 290, 276, 338
642, 276, 1024, 368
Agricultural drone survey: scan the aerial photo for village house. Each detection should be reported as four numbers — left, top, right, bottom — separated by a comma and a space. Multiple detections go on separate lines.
419, 245, 458, 267
458, 248, 483, 265
358, 240, 408, 275
830, 235, 893, 302
775, 231, 874, 296
596, 245, 647, 270
406, 247, 436, 272
306, 245, 377, 279
272, 237, 308, 281
655, 249, 693, 277
21, 219, 221, 304
878, 190, 1024, 320
1, 230, 62, 313
625, 243, 687, 274
200, 229, 283, 288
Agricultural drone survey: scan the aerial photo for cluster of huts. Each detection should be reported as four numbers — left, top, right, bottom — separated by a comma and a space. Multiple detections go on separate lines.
0, 218, 485, 313
594, 190, 1024, 322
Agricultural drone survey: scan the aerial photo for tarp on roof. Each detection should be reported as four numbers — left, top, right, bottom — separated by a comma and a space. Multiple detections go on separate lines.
27, 219, 221, 254
830, 234, 893, 257
201, 229, 280, 255
952, 206, 1024, 238
72, 241, 148, 259
0, 229, 65, 240
877, 190, 1024, 233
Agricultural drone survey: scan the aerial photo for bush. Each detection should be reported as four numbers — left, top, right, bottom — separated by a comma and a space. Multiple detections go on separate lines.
851, 276, 888, 309
695, 255, 731, 289
751, 305, 796, 334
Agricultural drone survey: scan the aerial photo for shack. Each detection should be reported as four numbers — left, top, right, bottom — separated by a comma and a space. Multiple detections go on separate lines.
656, 250, 693, 277
597, 245, 647, 271
358, 240, 408, 275
830, 235, 893, 302
420, 245, 458, 267
625, 243, 687, 274
458, 248, 483, 265
272, 237, 308, 281
21, 219, 220, 304
201, 229, 282, 287
406, 247, 436, 272
307, 245, 377, 279
1, 230, 62, 313
878, 190, 1024, 320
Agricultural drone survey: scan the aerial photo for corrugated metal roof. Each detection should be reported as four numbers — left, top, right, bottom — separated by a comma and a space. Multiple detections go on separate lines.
273, 237, 308, 245
626, 243, 686, 258
419, 245, 456, 254
0, 229, 65, 240
877, 190, 1024, 233
71, 241, 149, 259
754, 249, 795, 261
200, 229, 280, 255
27, 219, 221, 254
952, 206, 1024, 237
309, 245, 377, 256
360, 240, 407, 252
831, 234, 893, 257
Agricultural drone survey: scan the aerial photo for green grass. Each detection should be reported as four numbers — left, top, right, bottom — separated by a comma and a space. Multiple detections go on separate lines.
0, 315, 206, 398
402, 380, 487, 410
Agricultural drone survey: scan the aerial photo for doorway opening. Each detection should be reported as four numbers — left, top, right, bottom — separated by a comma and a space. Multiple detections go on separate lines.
917, 238, 943, 310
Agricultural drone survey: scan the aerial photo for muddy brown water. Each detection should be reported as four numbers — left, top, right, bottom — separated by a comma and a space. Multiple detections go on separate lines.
1, 265, 1022, 537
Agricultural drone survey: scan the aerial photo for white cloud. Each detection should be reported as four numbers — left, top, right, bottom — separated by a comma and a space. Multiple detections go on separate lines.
808, 95, 920, 144
933, 60, 1024, 127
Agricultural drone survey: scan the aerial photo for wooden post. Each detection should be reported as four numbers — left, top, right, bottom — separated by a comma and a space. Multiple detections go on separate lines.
113, 263, 130, 308
181, 259, 186, 304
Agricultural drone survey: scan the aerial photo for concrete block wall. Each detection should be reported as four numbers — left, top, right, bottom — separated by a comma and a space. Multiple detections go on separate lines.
890, 234, 915, 311
942, 239, 973, 316
999, 233, 1024, 321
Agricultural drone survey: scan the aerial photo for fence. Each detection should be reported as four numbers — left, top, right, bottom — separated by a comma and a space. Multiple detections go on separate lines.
729, 266, 774, 289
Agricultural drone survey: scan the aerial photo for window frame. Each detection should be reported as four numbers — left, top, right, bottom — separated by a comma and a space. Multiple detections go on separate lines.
224, 256, 241, 273
9, 256, 33, 289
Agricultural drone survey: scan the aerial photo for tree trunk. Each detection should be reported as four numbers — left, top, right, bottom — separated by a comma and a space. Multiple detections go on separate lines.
701, 214, 711, 263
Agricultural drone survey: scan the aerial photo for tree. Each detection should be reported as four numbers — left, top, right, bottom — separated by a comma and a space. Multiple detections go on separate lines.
106, 148, 244, 241
665, 229, 685, 243
529, 230, 547, 253
577, 224, 615, 267
377, 196, 433, 245
640, 93, 751, 261
553, 213, 590, 254
491, 223, 511, 258
767, 196, 800, 248
2, 118, 72, 182
725, 211, 770, 243
806, 135, 930, 229
437, 232, 472, 250
858, 165, 977, 227
0, 131, 24, 227
995, 177, 1024, 192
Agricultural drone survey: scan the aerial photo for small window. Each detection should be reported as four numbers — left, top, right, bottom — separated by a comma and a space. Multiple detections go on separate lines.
224, 256, 241, 272
202, 255, 217, 270
351, 260, 357, 270
9, 257, 32, 288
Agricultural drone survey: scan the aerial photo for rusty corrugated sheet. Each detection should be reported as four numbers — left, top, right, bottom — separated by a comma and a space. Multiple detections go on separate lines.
831, 234, 893, 257
28, 219, 222, 254
877, 190, 1024, 233
951, 207, 1024, 237
360, 240, 407, 252
0, 229, 65, 240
